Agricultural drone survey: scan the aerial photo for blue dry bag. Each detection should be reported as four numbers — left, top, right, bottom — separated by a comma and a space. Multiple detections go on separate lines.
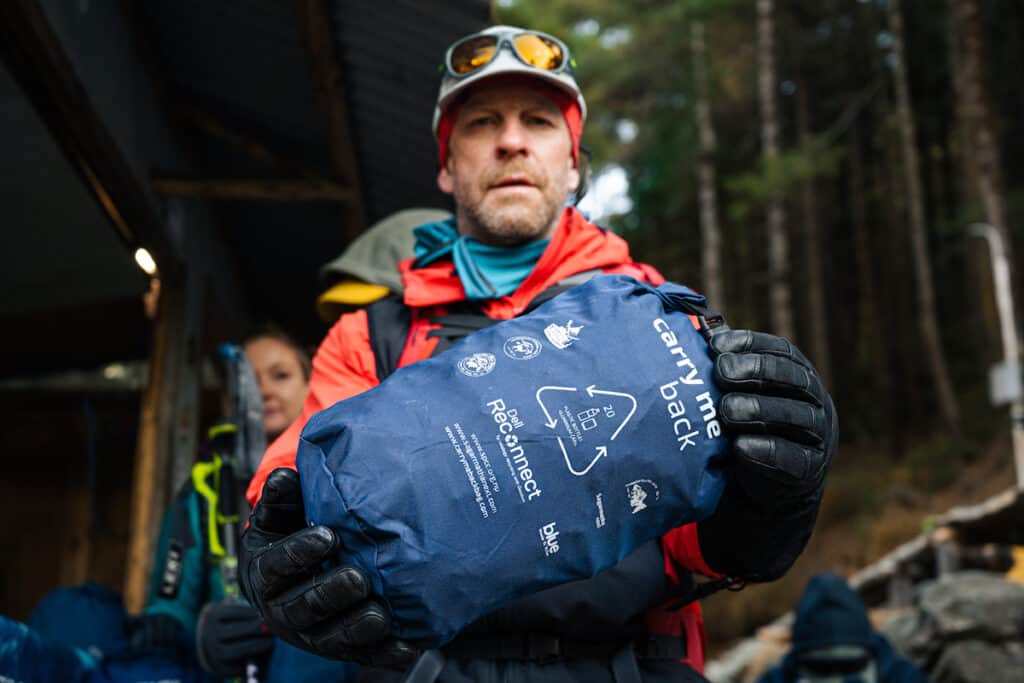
298, 275, 729, 647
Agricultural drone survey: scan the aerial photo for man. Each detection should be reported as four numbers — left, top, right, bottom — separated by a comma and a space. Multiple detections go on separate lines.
240, 25, 837, 682
758, 574, 927, 683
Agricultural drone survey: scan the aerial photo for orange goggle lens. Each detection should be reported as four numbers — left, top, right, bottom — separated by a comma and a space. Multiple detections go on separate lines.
450, 36, 498, 74
512, 34, 563, 70
449, 33, 565, 76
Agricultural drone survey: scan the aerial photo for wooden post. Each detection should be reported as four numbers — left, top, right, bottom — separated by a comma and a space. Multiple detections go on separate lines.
122, 263, 203, 613
123, 200, 207, 612
887, 570, 915, 608
933, 526, 961, 577
123, 279, 180, 612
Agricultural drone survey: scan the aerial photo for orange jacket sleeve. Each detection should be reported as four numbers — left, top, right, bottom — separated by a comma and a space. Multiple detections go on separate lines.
245, 309, 380, 507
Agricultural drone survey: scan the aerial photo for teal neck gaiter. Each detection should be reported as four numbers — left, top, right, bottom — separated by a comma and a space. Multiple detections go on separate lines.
413, 218, 550, 299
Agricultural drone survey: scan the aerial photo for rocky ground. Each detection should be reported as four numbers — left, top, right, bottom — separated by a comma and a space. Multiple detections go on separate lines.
702, 432, 1021, 682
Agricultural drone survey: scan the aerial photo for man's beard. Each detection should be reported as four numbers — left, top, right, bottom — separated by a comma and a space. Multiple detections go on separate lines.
454, 163, 566, 246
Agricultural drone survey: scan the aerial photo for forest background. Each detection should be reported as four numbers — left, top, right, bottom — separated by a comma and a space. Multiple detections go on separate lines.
494, 0, 1024, 650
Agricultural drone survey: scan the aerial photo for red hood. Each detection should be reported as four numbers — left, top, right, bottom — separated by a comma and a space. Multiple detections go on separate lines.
399, 208, 656, 319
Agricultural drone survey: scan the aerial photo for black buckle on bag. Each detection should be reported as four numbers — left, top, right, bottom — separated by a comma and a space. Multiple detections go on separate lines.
526, 633, 562, 663
696, 313, 727, 341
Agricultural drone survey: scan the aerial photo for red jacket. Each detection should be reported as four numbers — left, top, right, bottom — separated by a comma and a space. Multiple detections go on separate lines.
246, 207, 716, 670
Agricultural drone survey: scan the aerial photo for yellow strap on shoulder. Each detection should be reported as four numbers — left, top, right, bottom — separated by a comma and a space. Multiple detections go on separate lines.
192, 456, 225, 558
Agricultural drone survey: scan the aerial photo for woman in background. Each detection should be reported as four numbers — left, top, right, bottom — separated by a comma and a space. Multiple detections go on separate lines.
134, 327, 312, 680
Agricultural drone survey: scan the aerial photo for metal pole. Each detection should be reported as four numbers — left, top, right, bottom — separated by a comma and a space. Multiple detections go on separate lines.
970, 223, 1024, 488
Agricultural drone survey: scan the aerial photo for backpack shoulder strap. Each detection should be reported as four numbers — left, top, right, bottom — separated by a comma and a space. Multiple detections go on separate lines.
522, 268, 604, 314
365, 295, 412, 381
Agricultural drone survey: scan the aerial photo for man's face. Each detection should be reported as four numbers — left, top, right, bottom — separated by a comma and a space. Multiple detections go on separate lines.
437, 83, 580, 246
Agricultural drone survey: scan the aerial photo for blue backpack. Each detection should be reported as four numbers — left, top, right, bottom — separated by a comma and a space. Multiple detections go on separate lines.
28, 582, 128, 662
298, 275, 729, 647
24, 583, 209, 683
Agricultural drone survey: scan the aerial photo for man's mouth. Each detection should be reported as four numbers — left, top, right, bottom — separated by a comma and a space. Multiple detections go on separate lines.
490, 176, 535, 189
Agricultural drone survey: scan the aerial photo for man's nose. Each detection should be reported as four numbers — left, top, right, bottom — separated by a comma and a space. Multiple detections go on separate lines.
496, 119, 528, 157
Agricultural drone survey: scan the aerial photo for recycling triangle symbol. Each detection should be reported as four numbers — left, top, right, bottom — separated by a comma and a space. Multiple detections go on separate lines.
535, 384, 637, 476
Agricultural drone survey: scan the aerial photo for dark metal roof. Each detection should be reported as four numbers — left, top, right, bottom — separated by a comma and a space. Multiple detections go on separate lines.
331, 0, 490, 219
132, 0, 489, 344
139, 0, 328, 153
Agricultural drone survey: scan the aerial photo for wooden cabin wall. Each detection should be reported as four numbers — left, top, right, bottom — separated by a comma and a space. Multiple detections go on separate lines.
0, 391, 138, 620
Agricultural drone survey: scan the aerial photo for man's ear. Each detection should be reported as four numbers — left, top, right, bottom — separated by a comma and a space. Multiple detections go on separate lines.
566, 157, 580, 196
437, 160, 454, 195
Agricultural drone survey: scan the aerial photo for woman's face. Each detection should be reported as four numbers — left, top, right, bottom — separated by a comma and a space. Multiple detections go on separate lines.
244, 336, 310, 440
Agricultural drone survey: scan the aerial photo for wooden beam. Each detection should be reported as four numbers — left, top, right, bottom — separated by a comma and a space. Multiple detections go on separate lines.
295, 0, 366, 238
152, 176, 354, 202
178, 105, 324, 181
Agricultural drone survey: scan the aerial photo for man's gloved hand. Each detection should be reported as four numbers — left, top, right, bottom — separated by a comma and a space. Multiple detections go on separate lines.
126, 613, 186, 657
195, 600, 273, 677
239, 467, 418, 669
698, 330, 838, 582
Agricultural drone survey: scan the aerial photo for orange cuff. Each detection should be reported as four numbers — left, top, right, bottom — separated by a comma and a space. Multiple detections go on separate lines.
661, 523, 724, 580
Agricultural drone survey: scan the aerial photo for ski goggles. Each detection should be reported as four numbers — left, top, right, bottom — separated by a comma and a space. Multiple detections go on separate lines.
443, 29, 576, 79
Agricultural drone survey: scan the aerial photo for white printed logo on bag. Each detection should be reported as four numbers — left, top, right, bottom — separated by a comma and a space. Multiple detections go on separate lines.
544, 320, 583, 350
539, 521, 560, 556
457, 353, 496, 377
626, 479, 659, 514
503, 336, 543, 360
535, 384, 638, 477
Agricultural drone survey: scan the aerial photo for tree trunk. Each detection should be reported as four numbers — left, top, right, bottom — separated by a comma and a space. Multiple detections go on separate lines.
756, 0, 794, 340
953, 0, 1016, 323
888, 0, 962, 433
850, 124, 886, 409
796, 81, 832, 389
692, 19, 724, 309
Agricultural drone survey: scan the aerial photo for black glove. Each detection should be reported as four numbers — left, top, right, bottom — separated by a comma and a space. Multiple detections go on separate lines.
239, 467, 419, 669
196, 600, 273, 677
697, 330, 838, 582
126, 613, 186, 657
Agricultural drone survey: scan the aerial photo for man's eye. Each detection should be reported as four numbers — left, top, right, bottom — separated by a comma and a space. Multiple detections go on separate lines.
528, 116, 554, 126
273, 371, 291, 382
469, 116, 494, 127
